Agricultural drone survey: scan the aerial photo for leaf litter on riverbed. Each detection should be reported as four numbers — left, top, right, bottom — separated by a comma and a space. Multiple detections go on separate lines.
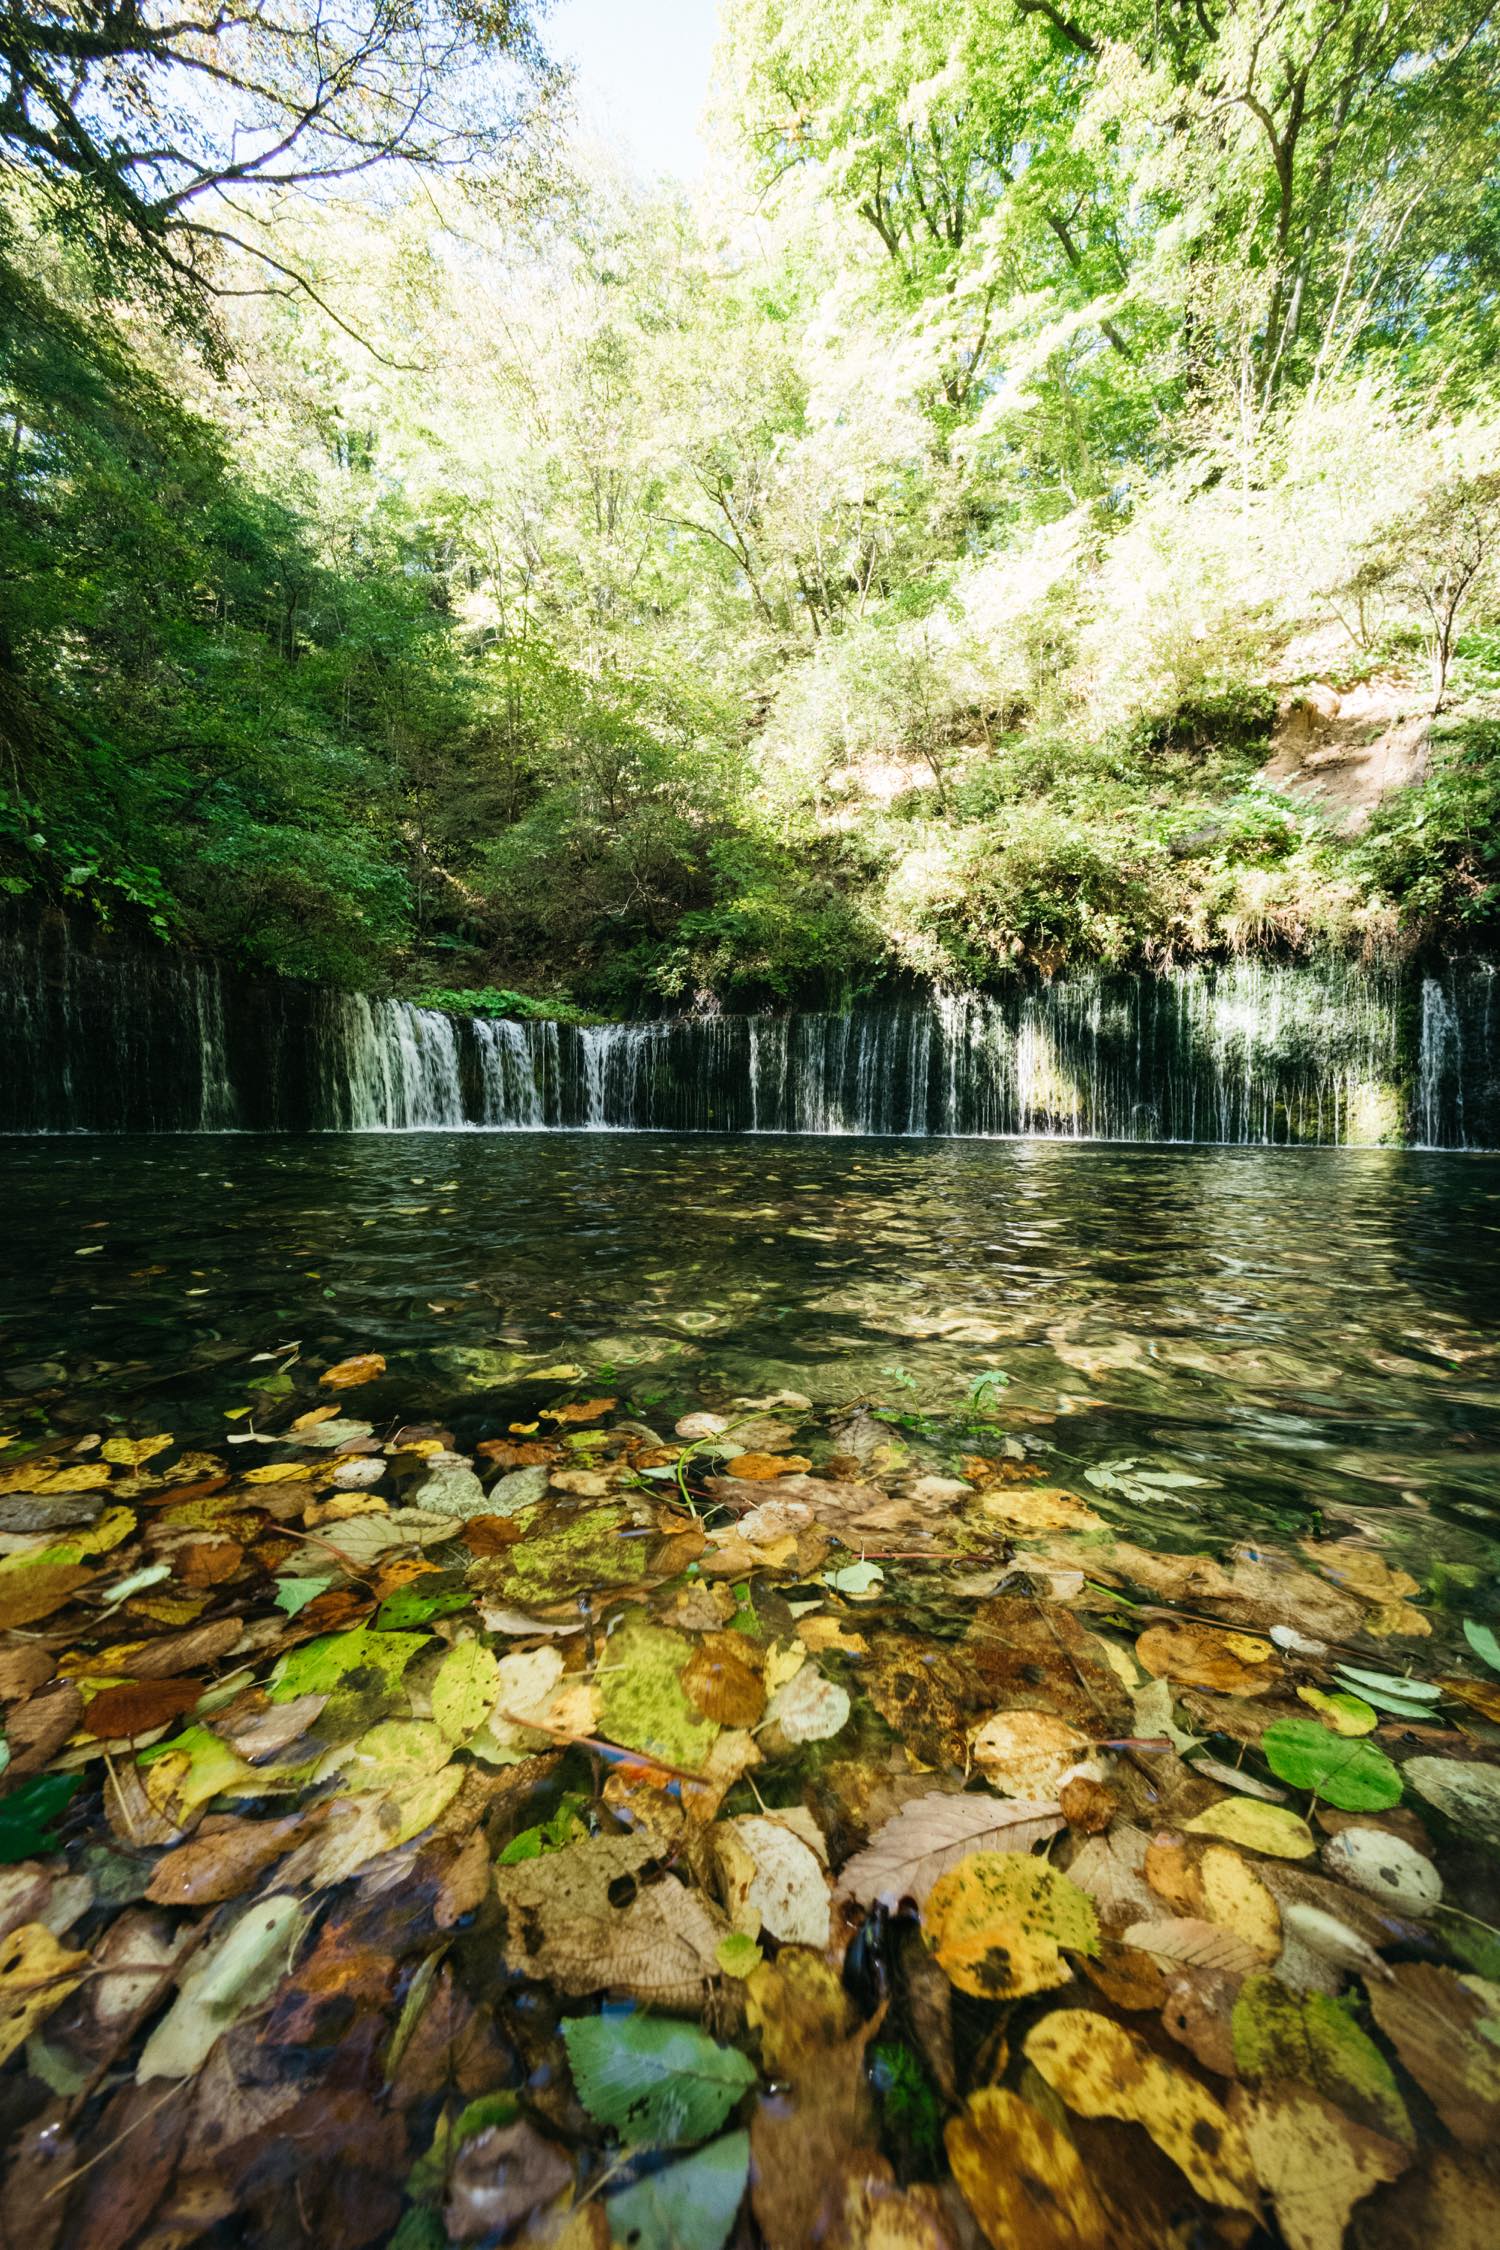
0, 1355, 1496, 2249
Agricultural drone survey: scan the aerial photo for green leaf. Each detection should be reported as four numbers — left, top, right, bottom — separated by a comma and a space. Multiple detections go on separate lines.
0, 1772, 80, 1863
431, 1641, 500, 1742
268, 1625, 427, 1702
1463, 1619, 1500, 1676
1260, 1718, 1402, 1810
375, 1578, 474, 1630
1232, 1974, 1412, 2146
563, 2014, 756, 2147
597, 1616, 719, 1769
605, 2130, 750, 2250
1331, 1672, 1440, 1718
1333, 1665, 1439, 1702
274, 1574, 334, 1617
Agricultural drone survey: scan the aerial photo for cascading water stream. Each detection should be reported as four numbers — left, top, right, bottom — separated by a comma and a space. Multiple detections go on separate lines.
2, 920, 1496, 1144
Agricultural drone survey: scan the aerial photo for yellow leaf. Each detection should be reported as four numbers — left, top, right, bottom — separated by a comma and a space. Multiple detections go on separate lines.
0, 1923, 89, 2066
67, 1506, 137, 1557
101, 1435, 173, 1468
320, 1353, 387, 1390
1025, 2010, 1259, 2212
946, 2087, 1106, 2248
1363, 1600, 1431, 1639
37, 1463, 113, 1493
1198, 1844, 1281, 1961
1183, 1798, 1315, 1858
241, 1461, 315, 1485
1220, 1632, 1275, 1663
1298, 1687, 1378, 1736
924, 1851, 1098, 2000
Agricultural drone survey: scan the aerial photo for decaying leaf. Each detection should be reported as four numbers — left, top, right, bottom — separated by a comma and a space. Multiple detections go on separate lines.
1231, 1973, 1412, 2146
1236, 2082, 1407, 2250
1025, 2009, 1259, 2212
968, 1710, 1090, 1796
923, 1850, 1098, 1999
0, 1920, 88, 2063
714, 1813, 831, 1946
945, 2086, 1107, 2248
491, 1832, 729, 2008
1365, 1963, 1500, 2149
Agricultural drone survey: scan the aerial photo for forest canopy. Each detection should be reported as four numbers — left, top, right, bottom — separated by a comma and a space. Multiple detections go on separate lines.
3, 0, 1500, 1007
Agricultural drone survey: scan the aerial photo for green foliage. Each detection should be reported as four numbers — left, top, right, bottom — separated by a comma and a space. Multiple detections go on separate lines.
6, 3, 1500, 1000
1354, 724, 1500, 936
410, 985, 593, 1024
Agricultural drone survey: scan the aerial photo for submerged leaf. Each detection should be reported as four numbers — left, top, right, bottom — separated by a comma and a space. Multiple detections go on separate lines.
1260, 1719, 1402, 1810
923, 1851, 1098, 1999
945, 2086, 1107, 2249
562, 2014, 756, 2147
605, 2129, 749, 2250
1231, 1973, 1412, 2146
835, 1792, 1065, 1908
0, 1922, 88, 2064
1183, 1798, 1316, 1857
1025, 2009, 1258, 2211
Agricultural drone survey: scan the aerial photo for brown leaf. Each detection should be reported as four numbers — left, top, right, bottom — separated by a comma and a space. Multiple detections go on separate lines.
84, 1676, 202, 1739
146, 1811, 313, 1905
4, 1680, 84, 1772
1160, 1967, 1240, 2077
682, 1631, 767, 1726
491, 1831, 728, 2008
0, 1644, 54, 1701
723, 1451, 812, 1479
539, 1397, 616, 1425
836, 1790, 1065, 1908
445, 2122, 572, 2244
1136, 1621, 1280, 1696
176, 1539, 244, 1587
124, 1617, 244, 1677
63, 2081, 191, 2250
1079, 1937, 1168, 2012
1349, 2149, 1500, 2250
1365, 1963, 1500, 2149
1059, 1777, 1116, 1834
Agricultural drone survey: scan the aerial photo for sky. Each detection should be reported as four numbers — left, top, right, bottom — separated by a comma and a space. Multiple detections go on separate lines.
546, 0, 721, 180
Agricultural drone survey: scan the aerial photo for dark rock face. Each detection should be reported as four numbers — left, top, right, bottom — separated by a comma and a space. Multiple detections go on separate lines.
2, 915, 1495, 1145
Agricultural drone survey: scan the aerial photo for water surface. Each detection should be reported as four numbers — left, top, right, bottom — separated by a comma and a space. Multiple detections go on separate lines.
4, 1133, 1498, 1565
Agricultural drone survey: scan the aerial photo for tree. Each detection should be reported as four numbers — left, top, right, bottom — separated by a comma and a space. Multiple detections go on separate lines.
0, 0, 555, 295
1355, 471, 1500, 712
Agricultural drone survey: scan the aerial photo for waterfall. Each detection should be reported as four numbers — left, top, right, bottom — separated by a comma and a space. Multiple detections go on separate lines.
2, 919, 1496, 1144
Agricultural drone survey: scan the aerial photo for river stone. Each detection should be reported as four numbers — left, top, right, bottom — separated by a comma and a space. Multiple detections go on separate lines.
485, 1465, 549, 1516
330, 1456, 386, 1490
0, 1489, 109, 1531
410, 1455, 489, 1519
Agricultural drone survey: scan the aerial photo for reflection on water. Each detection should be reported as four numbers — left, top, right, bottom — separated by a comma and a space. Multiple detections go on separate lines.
2, 1135, 1498, 1564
